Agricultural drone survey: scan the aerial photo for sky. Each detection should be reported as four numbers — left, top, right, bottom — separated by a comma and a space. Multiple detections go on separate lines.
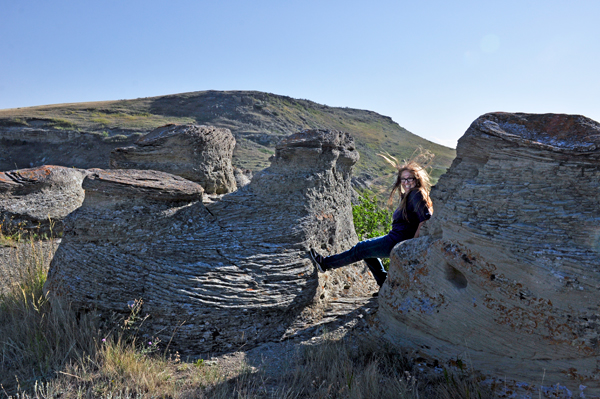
1, 0, 599, 148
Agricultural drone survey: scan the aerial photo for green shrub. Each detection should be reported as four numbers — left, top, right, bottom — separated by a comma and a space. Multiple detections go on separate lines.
90, 116, 111, 125
352, 191, 392, 241
352, 191, 393, 269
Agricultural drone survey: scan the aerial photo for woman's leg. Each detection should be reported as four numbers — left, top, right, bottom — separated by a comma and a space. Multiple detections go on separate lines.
323, 235, 396, 270
364, 258, 387, 287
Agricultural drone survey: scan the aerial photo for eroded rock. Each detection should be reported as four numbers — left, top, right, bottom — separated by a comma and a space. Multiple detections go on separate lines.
377, 113, 600, 394
110, 124, 237, 194
0, 165, 88, 236
46, 130, 378, 354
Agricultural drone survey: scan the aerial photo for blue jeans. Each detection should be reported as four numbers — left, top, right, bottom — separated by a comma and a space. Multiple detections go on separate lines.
322, 235, 397, 287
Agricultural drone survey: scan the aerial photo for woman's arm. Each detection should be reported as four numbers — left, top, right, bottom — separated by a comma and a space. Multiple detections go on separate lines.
408, 190, 431, 239
414, 221, 426, 238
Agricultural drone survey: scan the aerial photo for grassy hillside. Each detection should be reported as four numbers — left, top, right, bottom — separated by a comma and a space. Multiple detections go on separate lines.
0, 90, 455, 188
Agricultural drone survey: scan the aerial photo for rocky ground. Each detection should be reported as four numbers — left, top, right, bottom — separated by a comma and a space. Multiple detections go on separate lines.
210, 294, 379, 383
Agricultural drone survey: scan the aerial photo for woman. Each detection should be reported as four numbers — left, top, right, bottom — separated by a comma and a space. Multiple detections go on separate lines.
309, 156, 433, 287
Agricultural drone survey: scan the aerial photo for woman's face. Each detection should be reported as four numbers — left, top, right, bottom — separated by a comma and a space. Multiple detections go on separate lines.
400, 170, 417, 191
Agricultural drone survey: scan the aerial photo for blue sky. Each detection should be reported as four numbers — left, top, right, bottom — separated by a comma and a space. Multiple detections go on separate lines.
1, 0, 598, 148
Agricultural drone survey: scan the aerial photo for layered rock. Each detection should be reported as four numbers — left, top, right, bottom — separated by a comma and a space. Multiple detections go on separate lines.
46, 130, 378, 354
0, 127, 137, 171
109, 124, 237, 194
377, 113, 600, 394
0, 165, 88, 235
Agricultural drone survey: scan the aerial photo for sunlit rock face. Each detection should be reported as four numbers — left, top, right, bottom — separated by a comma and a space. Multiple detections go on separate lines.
46, 130, 377, 354
110, 124, 237, 194
378, 113, 600, 394
0, 165, 87, 235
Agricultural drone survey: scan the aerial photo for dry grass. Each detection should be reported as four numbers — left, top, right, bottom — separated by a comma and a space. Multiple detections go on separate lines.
0, 233, 97, 395
282, 335, 495, 399
0, 232, 496, 399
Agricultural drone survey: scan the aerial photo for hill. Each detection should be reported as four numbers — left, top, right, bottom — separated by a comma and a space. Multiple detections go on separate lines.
0, 90, 455, 190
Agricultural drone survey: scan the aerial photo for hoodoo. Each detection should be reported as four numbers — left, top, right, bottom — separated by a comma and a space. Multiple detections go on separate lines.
110, 124, 237, 194
46, 130, 378, 353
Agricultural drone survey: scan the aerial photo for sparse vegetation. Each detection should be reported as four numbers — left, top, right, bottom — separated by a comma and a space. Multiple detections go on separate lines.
0, 117, 29, 127
258, 147, 274, 155
0, 105, 194, 135
90, 115, 111, 125
102, 134, 129, 143
47, 118, 78, 130
0, 227, 501, 398
285, 336, 496, 399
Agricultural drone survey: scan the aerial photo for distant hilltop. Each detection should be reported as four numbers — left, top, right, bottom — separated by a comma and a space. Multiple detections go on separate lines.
0, 90, 455, 188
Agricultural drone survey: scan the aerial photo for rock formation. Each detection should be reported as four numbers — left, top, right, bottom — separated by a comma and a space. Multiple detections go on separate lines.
0, 165, 88, 236
0, 127, 137, 171
110, 124, 237, 194
377, 113, 600, 394
46, 130, 378, 354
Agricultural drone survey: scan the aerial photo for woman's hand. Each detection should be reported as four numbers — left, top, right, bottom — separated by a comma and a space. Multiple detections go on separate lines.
414, 221, 426, 238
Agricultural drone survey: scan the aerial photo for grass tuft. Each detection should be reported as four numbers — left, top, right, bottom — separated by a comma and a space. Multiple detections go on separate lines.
0, 227, 97, 393
47, 118, 78, 130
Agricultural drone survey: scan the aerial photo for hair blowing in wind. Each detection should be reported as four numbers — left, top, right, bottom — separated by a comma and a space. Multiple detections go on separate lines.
378, 148, 434, 219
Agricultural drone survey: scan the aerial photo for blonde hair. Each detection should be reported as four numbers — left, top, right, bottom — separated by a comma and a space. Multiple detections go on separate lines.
378, 148, 434, 219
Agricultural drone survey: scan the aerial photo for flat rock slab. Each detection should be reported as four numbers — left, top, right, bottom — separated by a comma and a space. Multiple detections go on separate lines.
0, 165, 88, 236
46, 129, 378, 354
376, 113, 600, 395
84, 168, 205, 202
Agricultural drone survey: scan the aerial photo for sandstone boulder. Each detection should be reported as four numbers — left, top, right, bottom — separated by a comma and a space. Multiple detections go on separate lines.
377, 113, 600, 394
110, 124, 237, 194
0, 165, 88, 236
46, 130, 378, 354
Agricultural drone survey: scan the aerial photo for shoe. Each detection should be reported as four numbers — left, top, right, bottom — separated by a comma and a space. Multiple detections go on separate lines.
309, 249, 326, 273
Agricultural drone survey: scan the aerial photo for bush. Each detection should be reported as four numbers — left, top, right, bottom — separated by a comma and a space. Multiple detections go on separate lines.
352, 191, 393, 269
352, 191, 392, 241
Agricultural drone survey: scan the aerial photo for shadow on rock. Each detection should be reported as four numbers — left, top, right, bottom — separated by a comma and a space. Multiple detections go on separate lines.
45, 129, 379, 355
